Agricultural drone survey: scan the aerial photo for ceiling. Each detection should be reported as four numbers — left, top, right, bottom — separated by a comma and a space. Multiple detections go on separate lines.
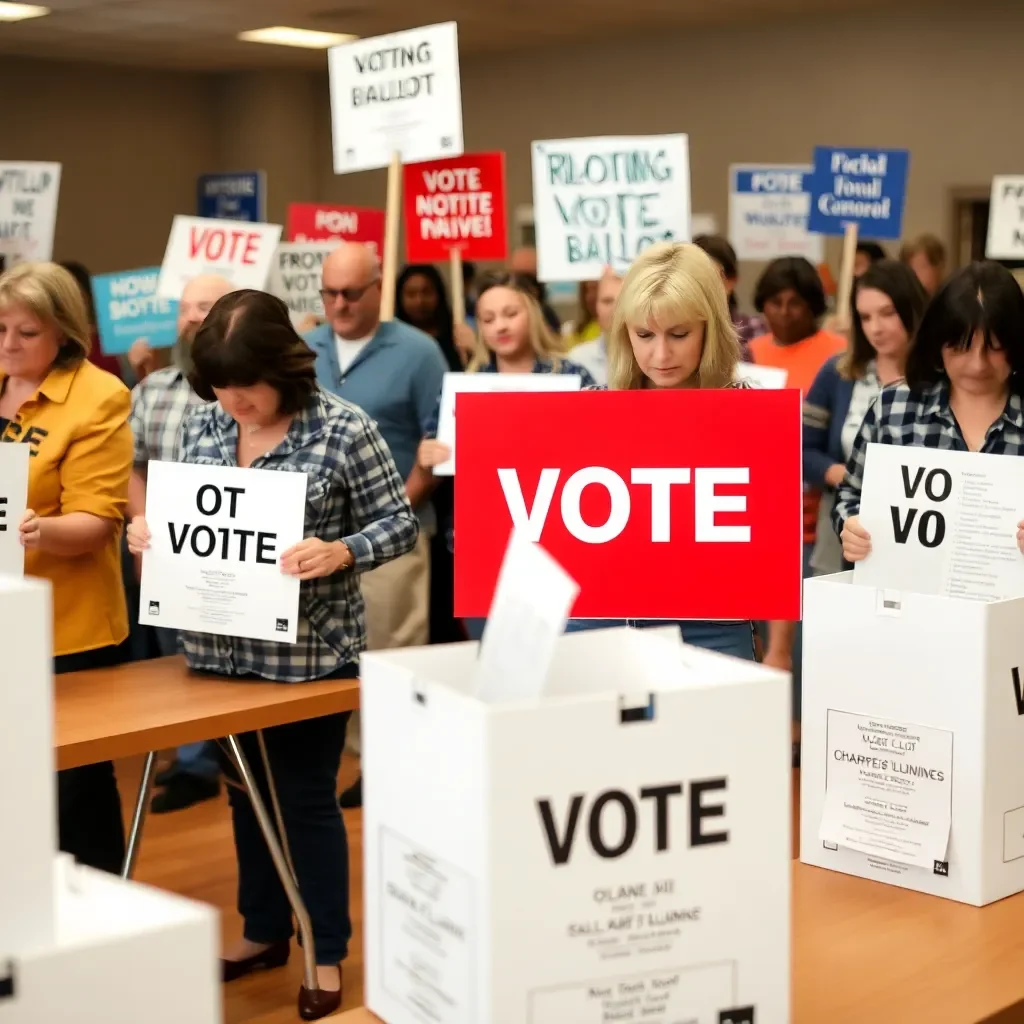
1, 0, 932, 71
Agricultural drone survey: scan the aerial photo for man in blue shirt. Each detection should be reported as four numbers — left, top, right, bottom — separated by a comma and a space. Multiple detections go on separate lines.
304, 242, 447, 808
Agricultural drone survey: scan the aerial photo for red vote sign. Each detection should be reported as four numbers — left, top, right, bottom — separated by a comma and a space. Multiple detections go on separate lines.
285, 203, 385, 257
403, 152, 508, 263
454, 388, 803, 620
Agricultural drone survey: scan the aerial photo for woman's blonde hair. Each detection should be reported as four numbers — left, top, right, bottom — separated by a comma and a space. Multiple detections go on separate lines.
0, 261, 92, 367
467, 272, 567, 371
607, 242, 740, 391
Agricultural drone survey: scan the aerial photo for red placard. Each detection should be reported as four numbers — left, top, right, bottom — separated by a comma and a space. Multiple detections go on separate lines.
454, 389, 803, 620
285, 203, 385, 257
403, 152, 508, 263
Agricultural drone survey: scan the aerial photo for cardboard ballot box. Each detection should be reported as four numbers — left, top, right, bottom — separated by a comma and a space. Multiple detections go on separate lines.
361, 627, 791, 1024
0, 857, 219, 1023
801, 572, 1024, 906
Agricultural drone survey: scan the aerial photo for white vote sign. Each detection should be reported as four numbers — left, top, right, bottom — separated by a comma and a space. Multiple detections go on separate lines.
0, 161, 61, 265
328, 22, 464, 175
156, 215, 282, 300
985, 175, 1024, 260
736, 362, 787, 389
531, 134, 691, 282
434, 371, 583, 476
139, 461, 306, 643
266, 241, 335, 328
854, 442, 1024, 601
0, 443, 30, 576
728, 163, 824, 263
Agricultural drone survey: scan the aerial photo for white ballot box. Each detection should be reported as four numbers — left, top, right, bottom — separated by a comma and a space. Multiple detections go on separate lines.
0, 575, 55, 953
361, 627, 791, 1024
0, 858, 219, 1023
801, 571, 1024, 906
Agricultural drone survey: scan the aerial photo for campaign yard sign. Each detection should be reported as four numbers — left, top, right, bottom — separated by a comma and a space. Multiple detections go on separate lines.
531, 135, 690, 282
0, 162, 61, 266
328, 22, 464, 174
807, 147, 909, 240
985, 176, 1024, 260
92, 267, 178, 356
728, 164, 824, 262
454, 388, 803, 620
156, 215, 282, 300
196, 171, 266, 222
285, 203, 386, 258
403, 152, 507, 262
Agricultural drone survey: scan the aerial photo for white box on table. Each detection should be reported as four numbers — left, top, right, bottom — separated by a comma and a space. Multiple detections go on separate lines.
0, 858, 220, 1023
800, 571, 1024, 906
361, 627, 791, 1024
0, 575, 55, 955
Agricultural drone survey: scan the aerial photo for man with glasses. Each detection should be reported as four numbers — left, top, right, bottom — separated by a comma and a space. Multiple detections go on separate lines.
304, 242, 447, 809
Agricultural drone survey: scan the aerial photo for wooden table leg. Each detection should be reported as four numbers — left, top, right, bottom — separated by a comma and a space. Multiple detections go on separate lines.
121, 750, 158, 880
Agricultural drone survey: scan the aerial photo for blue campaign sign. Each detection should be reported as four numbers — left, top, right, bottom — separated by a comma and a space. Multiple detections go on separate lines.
807, 147, 909, 240
92, 267, 179, 356
196, 171, 265, 222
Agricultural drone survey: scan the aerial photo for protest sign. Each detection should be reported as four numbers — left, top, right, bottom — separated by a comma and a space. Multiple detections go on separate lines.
728, 164, 824, 262
328, 22, 464, 175
454, 388, 802, 619
403, 152, 507, 262
138, 461, 306, 643
0, 444, 29, 576
531, 135, 690, 282
985, 176, 1024, 260
285, 203, 385, 257
0, 162, 61, 266
92, 267, 178, 356
807, 147, 909, 240
155, 215, 282, 300
266, 242, 336, 328
196, 171, 266, 222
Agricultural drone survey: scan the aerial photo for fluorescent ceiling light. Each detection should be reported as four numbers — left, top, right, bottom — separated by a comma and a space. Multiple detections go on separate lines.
0, 3, 50, 21
237, 26, 358, 49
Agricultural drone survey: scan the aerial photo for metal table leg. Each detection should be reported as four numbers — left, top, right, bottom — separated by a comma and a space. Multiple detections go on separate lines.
121, 750, 158, 880
225, 734, 319, 994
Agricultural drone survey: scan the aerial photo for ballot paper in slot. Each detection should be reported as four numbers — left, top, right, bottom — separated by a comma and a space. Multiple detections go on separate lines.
360, 536, 791, 1023
0, 443, 29, 577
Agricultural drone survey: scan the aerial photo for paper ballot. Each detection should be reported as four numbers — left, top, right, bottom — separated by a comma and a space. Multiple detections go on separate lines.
472, 531, 579, 703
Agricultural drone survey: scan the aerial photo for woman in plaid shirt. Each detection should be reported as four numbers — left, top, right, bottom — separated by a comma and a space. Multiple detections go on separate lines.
128, 290, 417, 1019
834, 261, 1024, 563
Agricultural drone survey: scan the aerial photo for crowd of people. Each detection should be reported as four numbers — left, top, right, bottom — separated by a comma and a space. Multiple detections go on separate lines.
3, 226, 1022, 1018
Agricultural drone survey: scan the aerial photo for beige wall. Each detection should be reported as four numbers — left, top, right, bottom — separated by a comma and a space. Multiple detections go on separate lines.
6, 3, 1024, 294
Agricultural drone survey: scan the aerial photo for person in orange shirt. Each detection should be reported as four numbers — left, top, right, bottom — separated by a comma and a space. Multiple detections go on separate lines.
748, 257, 845, 754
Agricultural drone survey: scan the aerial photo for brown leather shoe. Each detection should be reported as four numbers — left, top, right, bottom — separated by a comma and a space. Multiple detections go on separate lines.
298, 965, 343, 1021
221, 940, 290, 983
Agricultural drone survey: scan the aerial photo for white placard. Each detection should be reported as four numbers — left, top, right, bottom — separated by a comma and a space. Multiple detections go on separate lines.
531, 134, 691, 282
265, 241, 335, 328
0, 443, 30, 576
473, 531, 580, 704
819, 710, 952, 870
328, 22, 464, 175
0, 162, 61, 265
736, 362, 787, 389
433, 371, 582, 476
985, 175, 1024, 260
156, 215, 282, 300
138, 461, 306, 642
854, 442, 1024, 601
728, 163, 824, 263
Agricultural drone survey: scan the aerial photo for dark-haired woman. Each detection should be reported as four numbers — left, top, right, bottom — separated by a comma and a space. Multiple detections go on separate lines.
58, 260, 125, 381
836, 261, 1024, 563
396, 264, 462, 371
127, 289, 418, 1019
804, 260, 927, 574
693, 234, 765, 354
853, 241, 887, 278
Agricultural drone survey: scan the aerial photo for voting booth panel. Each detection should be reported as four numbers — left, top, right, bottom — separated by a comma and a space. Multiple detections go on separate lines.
362, 628, 791, 1024
801, 572, 1024, 906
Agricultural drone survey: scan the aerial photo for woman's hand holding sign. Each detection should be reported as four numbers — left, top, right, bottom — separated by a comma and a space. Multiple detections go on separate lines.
1017, 518, 1024, 556
126, 515, 151, 555
18, 509, 42, 549
280, 538, 354, 581
417, 439, 452, 469
841, 515, 872, 563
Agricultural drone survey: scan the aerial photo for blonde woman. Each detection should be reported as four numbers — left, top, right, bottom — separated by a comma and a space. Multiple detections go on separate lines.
565, 242, 757, 660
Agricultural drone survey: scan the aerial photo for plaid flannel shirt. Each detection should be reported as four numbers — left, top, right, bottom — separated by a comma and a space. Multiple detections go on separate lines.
175, 386, 419, 682
833, 381, 1024, 534
129, 367, 208, 466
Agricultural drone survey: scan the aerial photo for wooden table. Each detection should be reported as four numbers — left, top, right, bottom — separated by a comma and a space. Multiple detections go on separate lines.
337, 859, 1024, 1024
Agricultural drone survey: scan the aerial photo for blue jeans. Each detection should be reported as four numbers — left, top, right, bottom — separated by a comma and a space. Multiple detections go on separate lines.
564, 618, 756, 661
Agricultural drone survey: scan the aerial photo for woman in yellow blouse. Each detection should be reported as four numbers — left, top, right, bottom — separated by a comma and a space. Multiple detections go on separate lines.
0, 261, 133, 874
